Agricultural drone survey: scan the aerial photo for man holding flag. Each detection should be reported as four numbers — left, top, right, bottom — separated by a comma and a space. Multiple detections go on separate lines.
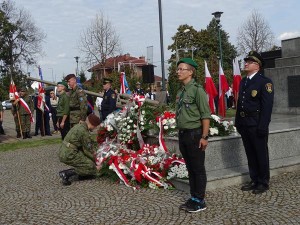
13, 86, 34, 139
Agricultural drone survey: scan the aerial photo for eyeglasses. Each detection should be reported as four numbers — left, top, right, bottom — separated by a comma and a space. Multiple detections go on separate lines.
177, 68, 190, 72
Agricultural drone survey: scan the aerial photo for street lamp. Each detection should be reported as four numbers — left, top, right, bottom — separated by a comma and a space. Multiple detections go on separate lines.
212, 11, 223, 66
74, 56, 79, 76
158, 0, 166, 91
176, 29, 191, 63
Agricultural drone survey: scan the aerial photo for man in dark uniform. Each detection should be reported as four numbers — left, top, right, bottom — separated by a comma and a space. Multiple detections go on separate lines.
101, 78, 116, 120
235, 51, 274, 194
175, 58, 211, 213
65, 74, 88, 127
134, 82, 145, 95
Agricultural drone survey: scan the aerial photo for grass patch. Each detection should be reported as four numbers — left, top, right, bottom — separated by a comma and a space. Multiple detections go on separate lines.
224, 108, 236, 119
0, 138, 61, 152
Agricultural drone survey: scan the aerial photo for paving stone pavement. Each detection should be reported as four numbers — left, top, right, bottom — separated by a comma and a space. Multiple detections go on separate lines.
0, 144, 299, 225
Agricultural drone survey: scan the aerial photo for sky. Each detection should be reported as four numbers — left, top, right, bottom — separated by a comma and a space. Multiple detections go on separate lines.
12, 0, 300, 82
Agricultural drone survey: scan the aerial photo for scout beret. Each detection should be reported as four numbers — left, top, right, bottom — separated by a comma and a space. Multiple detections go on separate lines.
177, 58, 198, 69
88, 114, 101, 126
244, 51, 264, 67
64, 74, 76, 81
103, 78, 113, 84
57, 80, 68, 89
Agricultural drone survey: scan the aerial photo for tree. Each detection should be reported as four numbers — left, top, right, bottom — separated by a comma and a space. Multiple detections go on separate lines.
0, 1, 46, 99
237, 10, 275, 55
167, 21, 237, 103
78, 12, 121, 79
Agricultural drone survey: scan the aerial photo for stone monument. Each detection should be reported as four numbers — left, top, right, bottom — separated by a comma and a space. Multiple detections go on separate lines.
265, 37, 300, 114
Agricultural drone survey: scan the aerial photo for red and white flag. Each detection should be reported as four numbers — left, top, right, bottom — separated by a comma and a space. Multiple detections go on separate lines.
218, 61, 229, 117
37, 82, 49, 112
232, 58, 242, 107
9, 79, 19, 101
204, 61, 218, 114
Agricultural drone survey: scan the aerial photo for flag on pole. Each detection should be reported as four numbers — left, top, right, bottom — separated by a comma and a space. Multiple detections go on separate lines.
120, 72, 131, 94
204, 61, 218, 114
38, 66, 44, 87
218, 61, 229, 117
37, 82, 49, 112
9, 79, 19, 101
232, 58, 242, 107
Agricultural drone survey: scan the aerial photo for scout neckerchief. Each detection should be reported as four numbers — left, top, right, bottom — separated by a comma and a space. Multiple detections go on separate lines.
176, 87, 185, 116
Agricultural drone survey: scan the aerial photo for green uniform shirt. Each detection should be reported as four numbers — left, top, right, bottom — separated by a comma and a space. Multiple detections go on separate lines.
56, 92, 70, 117
176, 79, 211, 129
63, 122, 96, 160
69, 86, 87, 123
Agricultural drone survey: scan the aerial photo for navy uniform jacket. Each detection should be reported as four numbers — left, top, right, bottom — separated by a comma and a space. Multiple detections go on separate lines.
101, 88, 117, 120
235, 72, 274, 133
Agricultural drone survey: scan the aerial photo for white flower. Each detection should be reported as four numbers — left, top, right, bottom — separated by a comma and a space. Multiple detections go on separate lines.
162, 119, 167, 125
129, 120, 133, 123
169, 118, 176, 124
170, 125, 176, 129
209, 127, 219, 135
164, 125, 169, 130
142, 110, 145, 115
211, 114, 221, 123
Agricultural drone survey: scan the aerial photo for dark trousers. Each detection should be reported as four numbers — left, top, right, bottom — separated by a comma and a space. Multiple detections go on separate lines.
179, 128, 207, 199
51, 108, 58, 131
57, 116, 70, 140
239, 126, 270, 186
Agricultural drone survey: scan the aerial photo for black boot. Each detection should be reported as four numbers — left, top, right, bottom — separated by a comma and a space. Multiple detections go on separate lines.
26, 132, 32, 139
17, 132, 21, 138
22, 132, 27, 139
59, 169, 77, 186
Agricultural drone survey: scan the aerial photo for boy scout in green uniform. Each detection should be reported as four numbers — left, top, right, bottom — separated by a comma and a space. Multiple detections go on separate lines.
64, 74, 87, 128
58, 114, 101, 186
176, 58, 211, 213
13, 87, 34, 139
56, 80, 70, 140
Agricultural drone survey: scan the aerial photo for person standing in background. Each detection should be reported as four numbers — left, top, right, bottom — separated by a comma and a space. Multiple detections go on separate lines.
101, 78, 116, 121
95, 91, 103, 121
64, 74, 87, 127
0, 103, 5, 135
56, 81, 70, 140
50, 90, 59, 134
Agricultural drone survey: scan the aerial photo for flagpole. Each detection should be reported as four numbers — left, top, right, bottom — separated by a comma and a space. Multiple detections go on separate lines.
16, 104, 23, 139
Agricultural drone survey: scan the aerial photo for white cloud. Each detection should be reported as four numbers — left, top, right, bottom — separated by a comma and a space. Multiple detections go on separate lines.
278, 32, 300, 40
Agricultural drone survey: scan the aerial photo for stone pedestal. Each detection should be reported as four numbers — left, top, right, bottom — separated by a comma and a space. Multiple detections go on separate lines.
265, 37, 300, 114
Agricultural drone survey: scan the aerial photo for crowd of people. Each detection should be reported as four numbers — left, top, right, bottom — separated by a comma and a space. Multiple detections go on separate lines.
0, 51, 274, 213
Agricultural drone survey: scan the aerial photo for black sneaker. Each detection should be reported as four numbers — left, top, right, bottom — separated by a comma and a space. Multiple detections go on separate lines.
186, 198, 207, 213
179, 198, 194, 210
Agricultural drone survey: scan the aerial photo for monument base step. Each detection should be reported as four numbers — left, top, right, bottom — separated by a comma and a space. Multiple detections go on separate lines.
172, 156, 300, 192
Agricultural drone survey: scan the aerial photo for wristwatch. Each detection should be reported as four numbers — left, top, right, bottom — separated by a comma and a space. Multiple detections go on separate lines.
201, 135, 209, 140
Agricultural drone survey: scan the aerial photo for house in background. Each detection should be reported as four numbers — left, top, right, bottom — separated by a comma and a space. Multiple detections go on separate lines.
88, 53, 148, 80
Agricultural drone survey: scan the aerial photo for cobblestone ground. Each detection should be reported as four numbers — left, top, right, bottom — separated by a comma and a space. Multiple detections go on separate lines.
0, 145, 299, 225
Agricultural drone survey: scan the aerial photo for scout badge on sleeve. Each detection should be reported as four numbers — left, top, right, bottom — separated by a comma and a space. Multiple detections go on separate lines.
266, 83, 273, 93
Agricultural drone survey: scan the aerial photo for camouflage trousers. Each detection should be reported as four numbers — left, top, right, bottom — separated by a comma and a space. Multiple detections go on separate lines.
20, 114, 31, 132
69, 110, 81, 128
13, 114, 20, 133
58, 145, 98, 176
